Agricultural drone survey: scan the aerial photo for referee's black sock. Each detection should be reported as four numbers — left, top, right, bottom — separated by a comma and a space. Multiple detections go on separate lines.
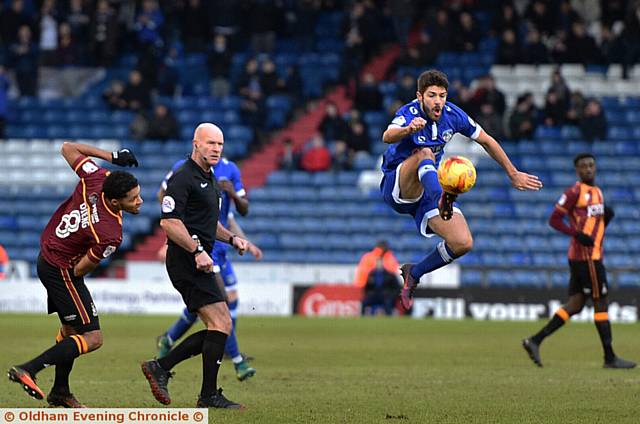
20, 336, 87, 376
594, 313, 615, 362
200, 330, 227, 398
531, 307, 570, 345
158, 329, 207, 371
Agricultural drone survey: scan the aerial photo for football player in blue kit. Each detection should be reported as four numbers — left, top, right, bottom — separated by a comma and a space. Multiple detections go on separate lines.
381, 70, 543, 310
156, 156, 262, 381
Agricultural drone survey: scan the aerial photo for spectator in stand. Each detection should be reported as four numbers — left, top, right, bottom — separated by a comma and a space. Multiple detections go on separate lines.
0, 66, 7, 139
599, 24, 623, 66
566, 20, 600, 64
525, 0, 555, 36
319, 101, 348, 143
453, 11, 479, 52
429, 9, 452, 52
207, 35, 232, 97
102, 80, 126, 110
580, 99, 607, 141
470, 75, 505, 118
550, 29, 570, 63
135, 0, 164, 49
509, 92, 538, 141
122, 70, 151, 111
354, 72, 382, 112
0, 0, 33, 46
549, 69, 570, 109
496, 29, 519, 65
565, 91, 586, 125
145, 104, 179, 141
129, 110, 149, 140
181, 0, 209, 52
237, 58, 260, 96
9, 25, 39, 97
353, 240, 399, 289
492, 3, 520, 36
57, 23, 78, 67
331, 140, 352, 171
396, 73, 417, 104
300, 134, 331, 173
389, 0, 413, 51
555, 0, 582, 34
259, 58, 280, 98
67, 0, 90, 45
476, 103, 504, 140
39, 0, 59, 66
620, 4, 640, 79
157, 45, 180, 96
244, 0, 279, 54
521, 27, 549, 64
543, 89, 567, 127
279, 138, 299, 171
345, 120, 370, 154
89, 0, 119, 66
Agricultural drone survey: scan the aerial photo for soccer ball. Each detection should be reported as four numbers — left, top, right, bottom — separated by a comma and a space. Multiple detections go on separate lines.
437, 156, 476, 194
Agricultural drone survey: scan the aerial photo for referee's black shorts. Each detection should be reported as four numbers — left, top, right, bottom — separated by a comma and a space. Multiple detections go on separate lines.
568, 260, 608, 300
165, 244, 225, 313
36, 253, 100, 333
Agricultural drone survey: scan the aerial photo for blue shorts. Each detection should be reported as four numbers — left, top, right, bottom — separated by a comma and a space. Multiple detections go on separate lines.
380, 162, 462, 238
212, 249, 238, 290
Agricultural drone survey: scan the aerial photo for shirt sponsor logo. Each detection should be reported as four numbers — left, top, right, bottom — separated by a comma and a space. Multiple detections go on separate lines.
103, 245, 116, 258
162, 196, 175, 213
587, 203, 604, 217
82, 161, 99, 174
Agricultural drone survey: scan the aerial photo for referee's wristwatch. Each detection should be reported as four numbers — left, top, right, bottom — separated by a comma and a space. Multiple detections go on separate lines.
192, 244, 204, 257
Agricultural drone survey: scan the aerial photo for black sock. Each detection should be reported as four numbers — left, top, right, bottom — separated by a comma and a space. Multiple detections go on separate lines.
52, 332, 73, 394
531, 313, 567, 345
595, 320, 615, 362
158, 330, 207, 371
20, 337, 84, 376
200, 330, 227, 398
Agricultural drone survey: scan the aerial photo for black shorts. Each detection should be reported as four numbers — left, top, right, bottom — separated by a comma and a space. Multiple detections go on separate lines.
568, 260, 609, 299
165, 244, 225, 313
36, 254, 100, 332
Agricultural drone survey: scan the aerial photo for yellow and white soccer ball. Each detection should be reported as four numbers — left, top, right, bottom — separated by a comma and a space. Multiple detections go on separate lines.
437, 155, 477, 194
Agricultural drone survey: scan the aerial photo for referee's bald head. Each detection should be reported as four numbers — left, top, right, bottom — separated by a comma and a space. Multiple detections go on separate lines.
194, 123, 223, 142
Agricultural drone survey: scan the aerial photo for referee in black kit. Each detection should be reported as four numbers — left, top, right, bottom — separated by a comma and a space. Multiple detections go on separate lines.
141, 123, 249, 409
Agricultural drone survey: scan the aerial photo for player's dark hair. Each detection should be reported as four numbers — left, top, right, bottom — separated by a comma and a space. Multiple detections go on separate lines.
103, 171, 138, 200
417, 70, 449, 93
573, 153, 595, 166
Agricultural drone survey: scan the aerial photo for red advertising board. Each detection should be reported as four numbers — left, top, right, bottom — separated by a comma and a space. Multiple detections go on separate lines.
296, 284, 363, 317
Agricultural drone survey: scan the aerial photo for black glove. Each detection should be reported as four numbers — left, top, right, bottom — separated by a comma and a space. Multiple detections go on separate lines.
604, 205, 615, 226
575, 232, 594, 247
111, 148, 138, 167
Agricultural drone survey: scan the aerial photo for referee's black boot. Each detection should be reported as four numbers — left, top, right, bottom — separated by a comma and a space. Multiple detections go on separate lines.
141, 359, 173, 405
196, 388, 244, 409
604, 356, 636, 369
522, 338, 543, 367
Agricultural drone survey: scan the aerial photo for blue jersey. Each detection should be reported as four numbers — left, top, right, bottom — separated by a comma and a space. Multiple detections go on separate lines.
381, 100, 481, 173
162, 157, 246, 254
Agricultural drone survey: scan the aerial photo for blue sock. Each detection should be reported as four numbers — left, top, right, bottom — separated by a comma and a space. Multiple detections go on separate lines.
224, 300, 241, 362
166, 307, 198, 343
418, 159, 440, 194
410, 241, 458, 281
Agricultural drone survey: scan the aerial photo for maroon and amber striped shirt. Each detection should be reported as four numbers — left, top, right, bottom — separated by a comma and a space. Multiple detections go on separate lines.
555, 182, 605, 261
40, 156, 123, 269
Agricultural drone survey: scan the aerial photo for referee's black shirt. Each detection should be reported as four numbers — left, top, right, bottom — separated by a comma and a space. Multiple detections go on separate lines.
161, 157, 221, 253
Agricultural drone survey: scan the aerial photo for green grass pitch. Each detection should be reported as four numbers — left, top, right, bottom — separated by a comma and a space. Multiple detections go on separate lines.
0, 314, 638, 423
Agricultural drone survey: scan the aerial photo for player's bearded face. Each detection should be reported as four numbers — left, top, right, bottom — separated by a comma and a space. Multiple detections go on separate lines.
419, 86, 447, 121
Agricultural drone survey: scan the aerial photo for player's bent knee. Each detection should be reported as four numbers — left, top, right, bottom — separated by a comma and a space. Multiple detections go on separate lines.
83, 330, 103, 352
450, 236, 473, 256
415, 147, 435, 162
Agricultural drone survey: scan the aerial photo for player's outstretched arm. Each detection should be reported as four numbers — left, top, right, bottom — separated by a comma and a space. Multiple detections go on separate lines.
382, 117, 426, 143
61, 141, 139, 169
474, 130, 543, 191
